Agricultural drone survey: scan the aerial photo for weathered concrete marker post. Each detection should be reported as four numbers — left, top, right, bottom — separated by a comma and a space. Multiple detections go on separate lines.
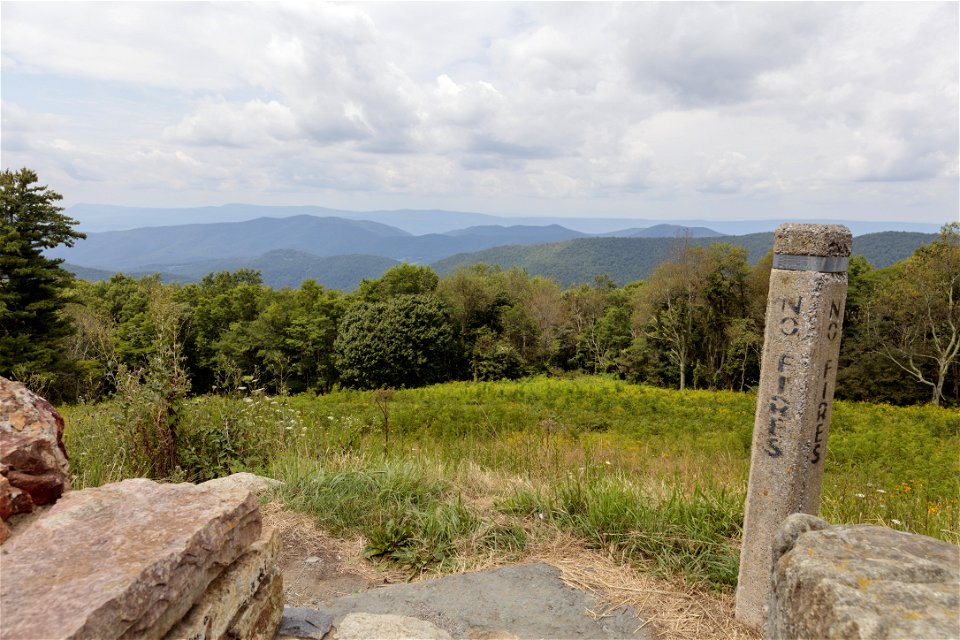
735, 223, 852, 628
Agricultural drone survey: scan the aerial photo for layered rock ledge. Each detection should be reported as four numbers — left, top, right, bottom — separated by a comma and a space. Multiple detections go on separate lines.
0, 477, 279, 640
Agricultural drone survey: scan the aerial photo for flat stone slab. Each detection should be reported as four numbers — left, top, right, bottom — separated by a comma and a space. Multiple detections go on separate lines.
316, 562, 650, 639
0, 478, 261, 640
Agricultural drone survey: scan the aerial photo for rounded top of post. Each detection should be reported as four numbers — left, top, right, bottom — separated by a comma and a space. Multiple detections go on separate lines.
774, 223, 852, 257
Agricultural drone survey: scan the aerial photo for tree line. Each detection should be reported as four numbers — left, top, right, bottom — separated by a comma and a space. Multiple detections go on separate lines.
3, 168, 958, 407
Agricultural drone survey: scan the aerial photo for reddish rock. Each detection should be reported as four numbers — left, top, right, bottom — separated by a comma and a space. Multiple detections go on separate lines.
0, 377, 70, 510
0, 478, 261, 640
0, 519, 9, 545
0, 475, 10, 520
4, 469, 62, 506
0, 475, 34, 521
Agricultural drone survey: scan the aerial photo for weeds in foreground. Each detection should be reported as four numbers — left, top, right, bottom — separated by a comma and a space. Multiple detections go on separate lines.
269, 455, 527, 575
62, 375, 960, 589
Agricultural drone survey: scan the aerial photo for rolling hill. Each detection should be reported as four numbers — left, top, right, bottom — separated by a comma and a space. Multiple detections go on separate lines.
56, 210, 938, 292
431, 231, 937, 287
48, 216, 410, 270
65, 251, 400, 291
150, 250, 400, 290
50, 216, 698, 271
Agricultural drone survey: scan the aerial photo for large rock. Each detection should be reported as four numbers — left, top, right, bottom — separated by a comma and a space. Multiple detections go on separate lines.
163, 526, 281, 640
0, 478, 261, 640
201, 472, 281, 497
768, 513, 960, 639
0, 377, 71, 509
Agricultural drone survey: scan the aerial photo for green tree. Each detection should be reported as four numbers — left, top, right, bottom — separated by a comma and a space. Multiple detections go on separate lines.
862, 224, 960, 405
176, 269, 266, 392
631, 242, 754, 390
218, 280, 347, 393
0, 168, 86, 383
358, 263, 439, 301
334, 294, 463, 389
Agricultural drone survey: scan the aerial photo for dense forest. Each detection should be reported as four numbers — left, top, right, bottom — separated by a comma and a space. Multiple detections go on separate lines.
3, 168, 959, 408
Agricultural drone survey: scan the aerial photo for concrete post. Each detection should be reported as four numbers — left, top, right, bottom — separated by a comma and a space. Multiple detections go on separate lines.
734, 223, 852, 628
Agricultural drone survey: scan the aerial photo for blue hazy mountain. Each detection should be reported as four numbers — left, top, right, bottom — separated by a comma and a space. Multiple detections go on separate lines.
65, 203, 945, 236
49, 217, 600, 270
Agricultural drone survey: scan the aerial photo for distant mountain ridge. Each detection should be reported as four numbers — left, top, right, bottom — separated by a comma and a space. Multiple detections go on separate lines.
599, 224, 726, 238
51, 216, 409, 270
48, 215, 724, 271
432, 231, 936, 287
66, 203, 946, 236
65, 251, 400, 290
54, 208, 940, 291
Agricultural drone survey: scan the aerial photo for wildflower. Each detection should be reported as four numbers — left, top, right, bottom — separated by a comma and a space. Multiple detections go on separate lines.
876, 489, 886, 494
928, 503, 941, 515
890, 519, 901, 525
854, 493, 866, 498
328, 415, 335, 421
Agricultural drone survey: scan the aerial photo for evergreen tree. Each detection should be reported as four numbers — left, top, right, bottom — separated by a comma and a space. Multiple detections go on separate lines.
0, 168, 86, 380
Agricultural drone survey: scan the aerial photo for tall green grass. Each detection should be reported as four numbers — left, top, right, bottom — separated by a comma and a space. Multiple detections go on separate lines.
61, 375, 959, 590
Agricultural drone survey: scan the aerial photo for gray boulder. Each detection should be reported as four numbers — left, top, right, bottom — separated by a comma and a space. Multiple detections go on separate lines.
768, 513, 959, 639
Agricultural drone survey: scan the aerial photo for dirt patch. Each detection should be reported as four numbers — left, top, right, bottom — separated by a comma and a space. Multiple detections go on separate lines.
261, 502, 406, 607
262, 502, 760, 640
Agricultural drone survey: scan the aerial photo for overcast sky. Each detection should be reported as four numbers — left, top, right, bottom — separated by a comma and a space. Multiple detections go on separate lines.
2, 1, 958, 223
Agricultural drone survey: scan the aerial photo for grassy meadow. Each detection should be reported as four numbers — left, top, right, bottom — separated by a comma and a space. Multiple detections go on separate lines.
62, 375, 959, 591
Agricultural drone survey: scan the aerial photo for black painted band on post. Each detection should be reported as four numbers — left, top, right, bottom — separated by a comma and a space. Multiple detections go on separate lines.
772, 254, 849, 273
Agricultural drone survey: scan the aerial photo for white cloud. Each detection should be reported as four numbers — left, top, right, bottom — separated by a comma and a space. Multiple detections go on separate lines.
0, 1, 956, 223
164, 99, 299, 147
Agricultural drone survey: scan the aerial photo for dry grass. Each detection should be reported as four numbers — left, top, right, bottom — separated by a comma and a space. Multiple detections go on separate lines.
527, 533, 761, 640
